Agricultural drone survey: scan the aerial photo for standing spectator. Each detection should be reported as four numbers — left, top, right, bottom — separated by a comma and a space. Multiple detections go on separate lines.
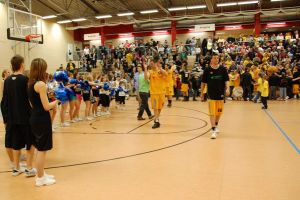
261, 73, 269, 109
1, 55, 35, 176
28, 58, 58, 186
66, 60, 75, 74
278, 72, 288, 100
240, 68, 253, 101
268, 72, 280, 100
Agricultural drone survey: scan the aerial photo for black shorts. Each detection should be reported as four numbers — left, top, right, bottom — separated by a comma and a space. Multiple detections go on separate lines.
92, 89, 99, 97
100, 94, 110, 107
31, 121, 53, 151
5, 124, 33, 150
82, 91, 91, 102
118, 96, 125, 104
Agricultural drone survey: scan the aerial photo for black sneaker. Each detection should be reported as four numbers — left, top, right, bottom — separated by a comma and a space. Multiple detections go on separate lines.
137, 117, 146, 120
152, 122, 160, 129
167, 103, 171, 108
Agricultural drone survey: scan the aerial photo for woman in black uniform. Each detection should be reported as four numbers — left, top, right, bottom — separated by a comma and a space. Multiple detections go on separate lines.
28, 58, 59, 186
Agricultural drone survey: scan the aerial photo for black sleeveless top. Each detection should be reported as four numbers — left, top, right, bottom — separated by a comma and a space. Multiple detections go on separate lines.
28, 82, 51, 124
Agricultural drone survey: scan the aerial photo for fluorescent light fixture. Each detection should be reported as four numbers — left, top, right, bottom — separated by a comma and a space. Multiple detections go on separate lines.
271, 0, 287, 2
95, 15, 112, 19
225, 25, 242, 29
238, 1, 259, 5
57, 20, 72, 24
268, 22, 286, 25
153, 31, 168, 34
140, 9, 158, 14
187, 5, 206, 9
119, 33, 132, 36
168, 7, 187, 11
72, 18, 87, 22
42, 15, 57, 19
217, 2, 237, 7
117, 12, 134, 16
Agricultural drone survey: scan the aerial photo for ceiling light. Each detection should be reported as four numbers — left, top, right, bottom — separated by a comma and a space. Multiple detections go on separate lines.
268, 22, 286, 25
217, 2, 237, 7
72, 18, 87, 22
42, 15, 57, 19
153, 31, 168, 34
238, 1, 259, 5
57, 20, 72, 24
187, 5, 206, 9
117, 12, 134, 16
271, 0, 287, 2
168, 7, 187, 11
95, 15, 112, 19
140, 9, 159, 14
119, 33, 132, 36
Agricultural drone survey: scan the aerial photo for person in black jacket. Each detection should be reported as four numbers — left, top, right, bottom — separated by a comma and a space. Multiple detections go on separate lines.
268, 72, 280, 100
1, 55, 35, 177
240, 67, 254, 101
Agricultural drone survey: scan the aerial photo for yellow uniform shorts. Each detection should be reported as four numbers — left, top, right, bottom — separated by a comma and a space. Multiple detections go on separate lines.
150, 94, 165, 110
208, 100, 224, 116
293, 84, 299, 94
181, 83, 189, 93
165, 86, 174, 96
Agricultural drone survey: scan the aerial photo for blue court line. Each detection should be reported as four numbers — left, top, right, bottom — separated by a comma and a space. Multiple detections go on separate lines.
264, 110, 300, 154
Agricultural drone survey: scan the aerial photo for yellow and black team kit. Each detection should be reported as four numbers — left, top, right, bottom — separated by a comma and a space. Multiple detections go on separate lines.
149, 69, 166, 110
201, 65, 229, 116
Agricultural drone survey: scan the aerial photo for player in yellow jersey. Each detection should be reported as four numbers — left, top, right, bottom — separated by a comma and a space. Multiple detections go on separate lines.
144, 55, 167, 129
165, 63, 175, 107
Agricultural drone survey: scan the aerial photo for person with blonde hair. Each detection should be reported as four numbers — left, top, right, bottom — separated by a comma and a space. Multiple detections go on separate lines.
28, 58, 58, 186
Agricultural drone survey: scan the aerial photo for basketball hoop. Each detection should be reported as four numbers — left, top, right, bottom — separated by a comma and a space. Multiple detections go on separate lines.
25, 34, 42, 43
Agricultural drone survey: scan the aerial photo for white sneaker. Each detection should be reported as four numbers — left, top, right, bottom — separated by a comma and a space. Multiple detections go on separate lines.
52, 128, 56, 132
215, 127, 220, 133
12, 167, 26, 176
44, 172, 55, 179
86, 117, 93, 121
61, 122, 71, 127
210, 130, 217, 139
25, 168, 37, 177
35, 176, 56, 187
70, 119, 76, 123
285, 96, 289, 100
77, 117, 83, 121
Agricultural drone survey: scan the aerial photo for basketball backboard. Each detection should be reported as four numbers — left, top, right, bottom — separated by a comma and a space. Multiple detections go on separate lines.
7, 7, 43, 44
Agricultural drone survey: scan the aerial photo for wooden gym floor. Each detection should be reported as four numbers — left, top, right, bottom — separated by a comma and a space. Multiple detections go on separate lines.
0, 99, 299, 200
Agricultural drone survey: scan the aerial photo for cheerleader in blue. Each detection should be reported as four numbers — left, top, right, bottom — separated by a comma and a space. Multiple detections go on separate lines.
54, 71, 70, 127
115, 81, 128, 110
99, 76, 111, 115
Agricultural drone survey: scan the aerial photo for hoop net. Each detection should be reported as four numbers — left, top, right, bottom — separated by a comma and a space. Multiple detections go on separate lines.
25, 34, 42, 43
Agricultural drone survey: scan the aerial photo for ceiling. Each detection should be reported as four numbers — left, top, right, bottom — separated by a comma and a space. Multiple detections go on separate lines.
7, 0, 300, 29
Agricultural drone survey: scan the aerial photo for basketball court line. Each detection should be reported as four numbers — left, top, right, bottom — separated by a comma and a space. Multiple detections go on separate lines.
264, 109, 300, 154
0, 128, 211, 174
0, 106, 210, 173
